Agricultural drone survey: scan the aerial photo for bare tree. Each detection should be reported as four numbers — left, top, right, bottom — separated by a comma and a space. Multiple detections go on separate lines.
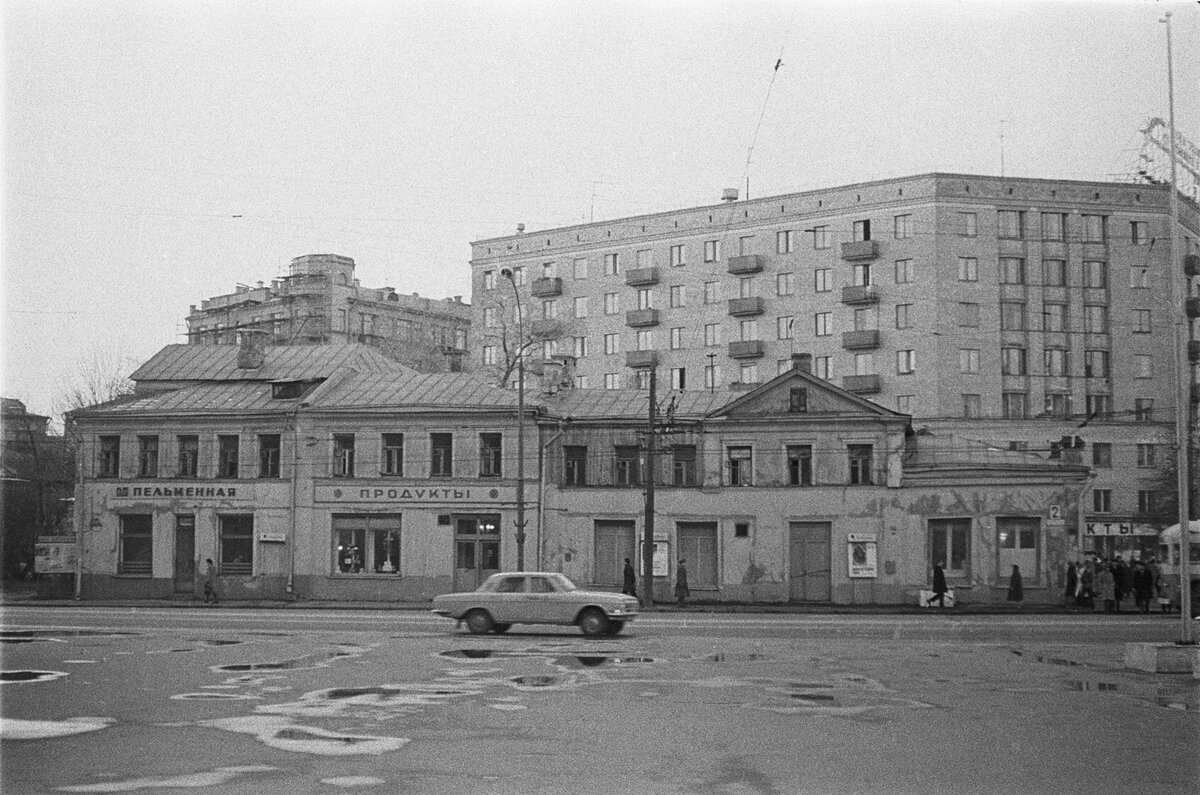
478, 296, 569, 388
376, 335, 452, 374
53, 347, 137, 419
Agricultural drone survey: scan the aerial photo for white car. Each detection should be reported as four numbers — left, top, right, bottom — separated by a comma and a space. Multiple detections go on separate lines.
431, 572, 640, 636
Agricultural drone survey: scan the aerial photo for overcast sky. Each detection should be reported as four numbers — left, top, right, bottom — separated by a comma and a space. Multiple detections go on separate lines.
3, 0, 1198, 421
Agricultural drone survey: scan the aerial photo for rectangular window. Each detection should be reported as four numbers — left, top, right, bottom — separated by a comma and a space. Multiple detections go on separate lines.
615, 445, 641, 486
1000, 302, 1026, 331
962, 394, 982, 418
958, 257, 978, 282
930, 517, 971, 579
704, 324, 721, 347
1002, 392, 1028, 419
814, 268, 832, 292
894, 214, 913, 239
672, 445, 697, 486
1092, 443, 1112, 468
636, 249, 652, 268
511, 266, 525, 286
605, 373, 619, 390
1043, 303, 1067, 332
1138, 490, 1157, 514
333, 514, 401, 575
258, 434, 281, 478
789, 387, 808, 413
604, 252, 620, 275
483, 270, 496, 290
897, 349, 916, 374
604, 333, 620, 355
776, 230, 795, 253
430, 432, 453, 477
895, 304, 912, 329
1130, 267, 1150, 289
670, 244, 685, 267
332, 434, 355, 477
1137, 443, 1157, 468
1043, 259, 1067, 286
381, 433, 404, 476
1093, 489, 1112, 513
960, 348, 980, 374
1083, 261, 1108, 289
574, 296, 589, 318
895, 259, 914, 283
852, 262, 873, 287
854, 352, 875, 376
787, 444, 813, 486
777, 316, 794, 340
669, 285, 685, 308
897, 395, 913, 414
1135, 398, 1154, 422
138, 436, 159, 478
637, 329, 654, 351
813, 356, 832, 380
218, 435, 240, 479
704, 363, 720, 390
848, 444, 873, 485
704, 281, 719, 304
670, 367, 686, 390
118, 514, 153, 576
812, 226, 830, 249
853, 219, 871, 242
958, 212, 978, 237
1134, 309, 1152, 334
1044, 348, 1070, 377
1084, 350, 1109, 378
482, 345, 496, 366
814, 312, 832, 337
999, 257, 1025, 285
739, 319, 759, 342
738, 276, 755, 299
177, 435, 198, 478
737, 236, 754, 256
1130, 220, 1149, 245
1084, 305, 1108, 334
479, 433, 502, 478
727, 445, 752, 486
219, 514, 253, 575
1086, 394, 1112, 417
1082, 214, 1107, 243
99, 435, 120, 478
1045, 393, 1071, 418
1134, 354, 1153, 379
563, 445, 588, 486
739, 362, 760, 384
776, 272, 794, 296
1042, 212, 1066, 241
604, 293, 619, 315
483, 306, 498, 328
669, 327, 685, 350
572, 336, 588, 358
1001, 347, 1026, 375
573, 257, 588, 280
958, 302, 980, 327
541, 299, 557, 320
704, 240, 720, 262
998, 210, 1025, 239
636, 288, 653, 310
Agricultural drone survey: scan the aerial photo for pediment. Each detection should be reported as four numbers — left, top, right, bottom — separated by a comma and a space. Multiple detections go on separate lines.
708, 369, 903, 420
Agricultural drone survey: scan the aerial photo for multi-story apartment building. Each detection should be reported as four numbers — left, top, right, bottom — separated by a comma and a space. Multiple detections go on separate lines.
186, 253, 472, 370
470, 173, 1200, 560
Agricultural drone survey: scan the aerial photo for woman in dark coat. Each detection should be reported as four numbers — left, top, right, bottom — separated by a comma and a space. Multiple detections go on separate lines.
927, 562, 948, 607
1132, 561, 1154, 614
1007, 565, 1023, 605
622, 558, 637, 598
674, 559, 690, 605
1064, 561, 1078, 608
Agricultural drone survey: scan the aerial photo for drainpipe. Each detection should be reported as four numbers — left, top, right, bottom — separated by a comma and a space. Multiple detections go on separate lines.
286, 403, 307, 596
536, 421, 567, 571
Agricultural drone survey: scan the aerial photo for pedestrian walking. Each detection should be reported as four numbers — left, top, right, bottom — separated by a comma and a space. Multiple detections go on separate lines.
203, 558, 217, 604
1007, 564, 1024, 606
1096, 564, 1116, 613
622, 557, 637, 598
926, 561, 948, 607
1079, 561, 1095, 610
674, 559, 689, 606
1064, 561, 1078, 609
1113, 558, 1131, 613
1132, 561, 1154, 614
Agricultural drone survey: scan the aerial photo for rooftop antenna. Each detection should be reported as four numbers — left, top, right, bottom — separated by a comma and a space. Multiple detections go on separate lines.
1000, 119, 1006, 177
743, 6, 797, 200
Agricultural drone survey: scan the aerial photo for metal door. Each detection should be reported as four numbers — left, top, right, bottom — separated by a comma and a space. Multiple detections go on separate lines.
789, 521, 831, 601
997, 517, 1040, 585
174, 515, 196, 594
453, 514, 501, 592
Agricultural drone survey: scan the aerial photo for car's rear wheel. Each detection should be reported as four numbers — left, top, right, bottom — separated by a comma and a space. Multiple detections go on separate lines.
492, 623, 512, 634
465, 609, 494, 635
578, 607, 609, 637
605, 620, 625, 636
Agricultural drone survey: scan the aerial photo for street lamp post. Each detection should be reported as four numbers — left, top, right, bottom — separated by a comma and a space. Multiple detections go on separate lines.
501, 267, 527, 571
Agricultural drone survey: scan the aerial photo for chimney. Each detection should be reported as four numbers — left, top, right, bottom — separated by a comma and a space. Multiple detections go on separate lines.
237, 329, 268, 369
557, 355, 577, 389
791, 353, 812, 373
722, 188, 739, 202
540, 359, 564, 395
445, 350, 464, 373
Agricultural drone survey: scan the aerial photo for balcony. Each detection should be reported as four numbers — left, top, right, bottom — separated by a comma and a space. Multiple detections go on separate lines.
728, 340, 765, 359
530, 277, 563, 298
842, 329, 881, 350
625, 267, 659, 286
625, 308, 660, 327
1187, 297, 1200, 320
529, 319, 559, 337
727, 297, 765, 317
841, 285, 880, 305
840, 240, 879, 261
727, 254, 765, 275
625, 350, 658, 368
842, 374, 882, 394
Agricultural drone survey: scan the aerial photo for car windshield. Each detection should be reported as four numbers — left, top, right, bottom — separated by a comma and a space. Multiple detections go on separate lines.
547, 573, 577, 592
477, 573, 576, 593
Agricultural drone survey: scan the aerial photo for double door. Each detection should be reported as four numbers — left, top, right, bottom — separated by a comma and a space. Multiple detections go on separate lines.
789, 521, 831, 602
453, 514, 501, 591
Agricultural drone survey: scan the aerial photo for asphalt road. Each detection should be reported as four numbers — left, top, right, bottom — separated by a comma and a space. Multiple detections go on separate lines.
2, 607, 1197, 794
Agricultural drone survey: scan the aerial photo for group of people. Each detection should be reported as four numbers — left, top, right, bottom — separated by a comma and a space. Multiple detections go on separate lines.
622, 557, 689, 605
1064, 556, 1166, 614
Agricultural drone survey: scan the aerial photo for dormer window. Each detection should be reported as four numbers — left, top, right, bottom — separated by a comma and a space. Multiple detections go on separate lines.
271, 380, 317, 399
789, 387, 808, 413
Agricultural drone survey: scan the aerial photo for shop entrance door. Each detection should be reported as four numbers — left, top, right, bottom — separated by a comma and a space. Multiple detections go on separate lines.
453, 514, 501, 592
789, 521, 831, 601
174, 515, 196, 594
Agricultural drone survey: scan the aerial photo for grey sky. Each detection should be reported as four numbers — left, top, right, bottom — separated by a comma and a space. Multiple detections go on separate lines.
3, 0, 1197, 419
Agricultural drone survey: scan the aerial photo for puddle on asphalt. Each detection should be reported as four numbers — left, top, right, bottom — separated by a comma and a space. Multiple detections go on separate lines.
1, 630, 140, 643
200, 716, 409, 755
57, 765, 279, 792
213, 646, 370, 674
439, 649, 656, 667
0, 716, 115, 741
172, 693, 261, 701
1, 670, 69, 684
705, 653, 768, 663
512, 676, 560, 688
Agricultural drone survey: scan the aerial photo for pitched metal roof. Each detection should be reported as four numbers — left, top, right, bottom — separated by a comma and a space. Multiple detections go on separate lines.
129, 344, 411, 383
317, 372, 522, 410
543, 388, 735, 419
74, 382, 286, 416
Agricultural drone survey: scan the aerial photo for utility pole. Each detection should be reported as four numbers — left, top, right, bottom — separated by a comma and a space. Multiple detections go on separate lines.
642, 368, 657, 607
501, 267, 527, 571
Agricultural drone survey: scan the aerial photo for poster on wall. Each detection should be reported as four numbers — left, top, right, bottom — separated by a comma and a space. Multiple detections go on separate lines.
638, 539, 670, 577
35, 536, 77, 574
847, 533, 878, 578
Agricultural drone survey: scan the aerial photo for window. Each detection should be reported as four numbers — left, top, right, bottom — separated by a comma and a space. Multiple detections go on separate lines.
636, 329, 654, 351
1083, 261, 1108, 289
776, 229, 795, 253
703, 324, 721, 347
333, 514, 401, 575
573, 257, 588, 280
672, 445, 697, 486
430, 432, 453, 477
1137, 443, 1157, 468
177, 435, 198, 478
563, 446, 587, 486
604, 373, 619, 390
634, 288, 652, 311
1042, 212, 1066, 241
478, 433, 502, 478
930, 518, 971, 579
541, 299, 557, 320
853, 219, 871, 241
894, 214, 913, 239
1092, 443, 1112, 468
670, 367, 686, 390
777, 316, 794, 340
814, 312, 832, 337
615, 445, 640, 486
1043, 259, 1067, 286
575, 375, 589, 389
1001, 347, 1025, 375
604, 333, 620, 355
381, 434, 404, 476
1084, 350, 1109, 378
959, 348, 980, 373
669, 327, 685, 350
219, 514, 253, 575
98, 435, 120, 478
704, 240, 720, 262
962, 394, 982, 418
704, 281, 719, 304
1084, 305, 1108, 334
1130, 267, 1149, 289
258, 434, 281, 478
1135, 398, 1154, 421
1092, 489, 1112, 513
1045, 393, 1071, 418
897, 349, 916, 374
739, 362, 759, 384
604, 293, 620, 315
814, 268, 832, 292
483, 270, 496, 290
1000, 302, 1026, 331
669, 285, 685, 308
483, 306, 498, 328
1044, 348, 1070, 377
998, 210, 1025, 239
854, 352, 875, 376
895, 259, 914, 283
218, 435, 240, 479
670, 244, 685, 267
704, 363, 720, 390
999, 257, 1025, 285
776, 272, 794, 296
777, 358, 792, 376
511, 266, 526, 286
482, 345, 497, 366
734, 235, 753, 255
572, 336, 588, 358
787, 444, 813, 486
852, 262, 872, 287
958, 213, 977, 238
573, 296, 589, 318
138, 436, 159, 478
738, 277, 755, 299
1134, 355, 1153, 379
727, 446, 752, 486
1130, 220, 1150, 245
958, 257, 978, 282
1134, 309, 1152, 334
812, 226, 830, 249
1086, 394, 1112, 417
1082, 214, 1107, 243
118, 514, 152, 575
636, 249, 652, 268
848, 444, 873, 485
897, 395, 913, 413
1002, 392, 1028, 419
1043, 303, 1067, 332
604, 252, 620, 275
895, 304, 912, 329
1138, 490, 1157, 515
330, 434, 355, 477
739, 319, 759, 342
958, 302, 980, 327
813, 356, 832, 380
789, 387, 808, 413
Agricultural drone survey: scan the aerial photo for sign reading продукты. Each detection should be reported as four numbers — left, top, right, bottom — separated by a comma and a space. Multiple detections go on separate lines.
314, 484, 514, 504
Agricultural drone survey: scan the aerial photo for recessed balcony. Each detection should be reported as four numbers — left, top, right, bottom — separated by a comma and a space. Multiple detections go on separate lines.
625, 350, 658, 368
530, 277, 563, 298
625, 267, 659, 286
841, 285, 880, 305
840, 240, 879, 261
529, 319, 560, 337
842, 374, 882, 394
841, 329, 881, 350
727, 297, 765, 317
625, 308, 660, 327
727, 254, 765, 275
728, 340, 765, 359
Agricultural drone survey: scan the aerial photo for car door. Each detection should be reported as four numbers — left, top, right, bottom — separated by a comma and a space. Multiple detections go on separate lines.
490, 575, 529, 623
527, 575, 572, 623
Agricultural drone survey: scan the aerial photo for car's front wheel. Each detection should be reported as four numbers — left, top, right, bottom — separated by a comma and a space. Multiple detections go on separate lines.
605, 620, 625, 636
464, 609, 494, 635
578, 607, 609, 637
492, 623, 512, 634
